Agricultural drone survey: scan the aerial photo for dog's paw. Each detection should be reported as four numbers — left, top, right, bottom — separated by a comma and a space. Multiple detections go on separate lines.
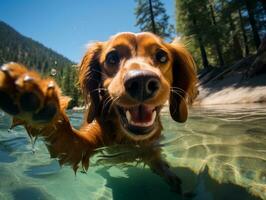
166, 172, 183, 194
0, 62, 62, 124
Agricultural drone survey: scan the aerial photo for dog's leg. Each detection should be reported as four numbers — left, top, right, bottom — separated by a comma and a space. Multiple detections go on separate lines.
145, 148, 185, 195
147, 150, 196, 198
148, 155, 183, 195
0, 63, 103, 172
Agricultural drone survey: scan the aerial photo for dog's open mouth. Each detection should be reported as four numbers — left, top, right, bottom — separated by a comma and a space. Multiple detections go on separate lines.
117, 104, 159, 135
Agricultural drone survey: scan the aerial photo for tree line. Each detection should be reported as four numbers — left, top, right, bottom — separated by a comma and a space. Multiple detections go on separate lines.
0, 21, 82, 108
134, 0, 265, 69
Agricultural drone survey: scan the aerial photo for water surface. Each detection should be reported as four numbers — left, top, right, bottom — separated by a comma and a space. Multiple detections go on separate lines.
0, 104, 265, 200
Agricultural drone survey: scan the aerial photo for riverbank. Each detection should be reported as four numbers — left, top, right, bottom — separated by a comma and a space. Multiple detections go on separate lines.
194, 39, 266, 106
195, 73, 266, 105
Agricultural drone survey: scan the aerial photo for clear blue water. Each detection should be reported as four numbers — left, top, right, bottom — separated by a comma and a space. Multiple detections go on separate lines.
0, 104, 266, 200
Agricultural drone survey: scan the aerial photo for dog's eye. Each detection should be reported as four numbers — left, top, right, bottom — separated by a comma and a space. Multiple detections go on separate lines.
106, 50, 120, 65
155, 50, 168, 63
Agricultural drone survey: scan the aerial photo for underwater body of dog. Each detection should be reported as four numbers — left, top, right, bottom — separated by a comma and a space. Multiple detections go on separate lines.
0, 32, 197, 195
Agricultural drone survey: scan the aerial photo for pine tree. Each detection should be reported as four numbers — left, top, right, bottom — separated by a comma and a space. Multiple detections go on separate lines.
176, 0, 212, 68
208, 0, 224, 67
175, 0, 265, 69
135, 0, 175, 39
244, 0, 261, 49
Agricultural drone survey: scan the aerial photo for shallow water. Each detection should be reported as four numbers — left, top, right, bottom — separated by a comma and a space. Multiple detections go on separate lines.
0, 104, 266, 200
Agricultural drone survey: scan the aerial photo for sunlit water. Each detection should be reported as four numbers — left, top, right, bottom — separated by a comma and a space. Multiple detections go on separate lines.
0, 104, 266, 200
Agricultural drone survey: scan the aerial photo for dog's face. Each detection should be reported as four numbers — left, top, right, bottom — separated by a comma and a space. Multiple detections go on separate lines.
79, 32, 196, 141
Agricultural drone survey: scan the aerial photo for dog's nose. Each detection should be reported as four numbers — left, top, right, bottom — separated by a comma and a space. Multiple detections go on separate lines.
124, 70, 160, 101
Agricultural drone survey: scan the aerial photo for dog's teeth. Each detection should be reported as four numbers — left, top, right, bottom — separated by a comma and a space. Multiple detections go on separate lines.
126, 110, 131, 122
151, 111, 156, 123
127, 110, 157, 127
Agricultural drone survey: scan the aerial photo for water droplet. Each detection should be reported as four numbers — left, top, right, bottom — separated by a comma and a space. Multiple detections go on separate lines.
50, 68, 57, 76
30, 136, 38, 154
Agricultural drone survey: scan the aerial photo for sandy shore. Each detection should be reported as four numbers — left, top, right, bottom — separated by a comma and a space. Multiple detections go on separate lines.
194, 73, 266, 105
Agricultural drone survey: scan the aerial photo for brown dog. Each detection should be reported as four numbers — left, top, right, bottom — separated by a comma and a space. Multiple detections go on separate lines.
0, 32, 196, 194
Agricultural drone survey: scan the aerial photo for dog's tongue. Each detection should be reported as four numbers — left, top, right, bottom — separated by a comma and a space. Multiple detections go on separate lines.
129, 105, 153, 123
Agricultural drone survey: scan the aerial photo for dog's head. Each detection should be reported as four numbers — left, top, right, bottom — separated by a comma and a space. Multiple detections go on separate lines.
79, 32, 196, 141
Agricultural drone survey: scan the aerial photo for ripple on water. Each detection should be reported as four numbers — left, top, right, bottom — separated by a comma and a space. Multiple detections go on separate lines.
0, 149, 16, 163
24, 160, 61, 178
162, 104, 266, 200
0, 136, 29, 152
12, 187, 55, 200
246, 128, 266, 141
1, 104, 266, 200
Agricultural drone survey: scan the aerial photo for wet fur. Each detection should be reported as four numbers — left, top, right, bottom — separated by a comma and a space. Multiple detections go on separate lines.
0, 32, 197, 194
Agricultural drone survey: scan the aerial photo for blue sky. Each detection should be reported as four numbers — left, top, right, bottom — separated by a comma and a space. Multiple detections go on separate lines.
0, 0, 175, 62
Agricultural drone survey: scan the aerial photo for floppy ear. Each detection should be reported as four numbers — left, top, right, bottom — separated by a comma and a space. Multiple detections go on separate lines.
168, 42, 197, 123
79, 42, 103, 123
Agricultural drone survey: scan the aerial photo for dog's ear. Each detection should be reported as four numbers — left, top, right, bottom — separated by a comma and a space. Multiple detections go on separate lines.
79, 42, 103, 123
168, 42, 197, 123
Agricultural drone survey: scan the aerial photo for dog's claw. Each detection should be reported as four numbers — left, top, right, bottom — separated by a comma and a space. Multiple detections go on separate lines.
0, 64, 9, 73
48, 81, 55, 89
23, 75, 34, 82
